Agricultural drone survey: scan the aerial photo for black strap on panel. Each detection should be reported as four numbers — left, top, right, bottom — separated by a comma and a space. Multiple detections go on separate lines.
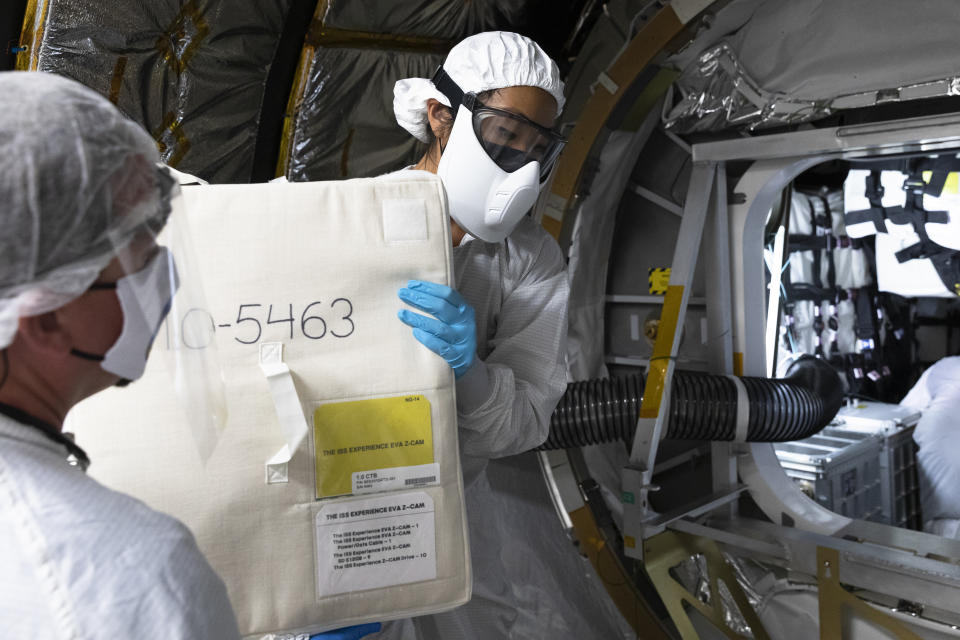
782, 283, 849, 306
924, 155, 956, 197
803, 195, 825, 290
854, 289, 877, 344
843, 207, 889, 232
897, 169, 949, 227
788, 234, 847, 251
882, 205, 950, 227
814, 193, 838, 290
844, 170, 889, 234
925, 170, 950, 198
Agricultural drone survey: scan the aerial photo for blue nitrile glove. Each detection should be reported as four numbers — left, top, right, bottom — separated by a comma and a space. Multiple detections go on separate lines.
309, 622, 382, 639
397, 279, 477, 379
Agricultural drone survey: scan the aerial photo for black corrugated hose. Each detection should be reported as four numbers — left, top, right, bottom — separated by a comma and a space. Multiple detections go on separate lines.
539, 355, 843, 450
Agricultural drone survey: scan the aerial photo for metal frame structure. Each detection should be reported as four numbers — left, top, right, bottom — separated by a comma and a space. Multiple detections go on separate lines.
616, 111, 960, 637
542, 0, 716, 239
534, 2, 960, 636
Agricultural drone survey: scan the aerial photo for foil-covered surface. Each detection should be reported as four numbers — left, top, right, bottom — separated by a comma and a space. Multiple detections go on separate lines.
320, 0, 528, 38
34, 0, 291, 182
284, 0, 535, 181
668, 552, 759, 638
286, 47, 443, 181
670, 554, 714, 606
664, 42, 960, 134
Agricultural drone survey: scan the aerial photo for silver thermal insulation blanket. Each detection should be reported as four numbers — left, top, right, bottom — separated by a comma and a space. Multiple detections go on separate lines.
67, 174, 471, 635
27, 0, 291, 182
286, 48, 444, 182
664, 0, 960, 132
320, 0, 528, 37
284, 0, 532, 182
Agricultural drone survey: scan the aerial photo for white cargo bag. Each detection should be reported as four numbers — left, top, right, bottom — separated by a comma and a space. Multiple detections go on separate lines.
67, 174, 471, 636
844, 169, 960, 298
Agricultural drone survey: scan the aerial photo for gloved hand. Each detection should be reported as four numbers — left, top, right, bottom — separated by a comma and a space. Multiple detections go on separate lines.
309, 622, 382, 639
398, 279, 477, 379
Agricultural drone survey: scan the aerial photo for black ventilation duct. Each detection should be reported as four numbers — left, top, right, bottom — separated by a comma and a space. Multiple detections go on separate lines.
540, 356, 843, 450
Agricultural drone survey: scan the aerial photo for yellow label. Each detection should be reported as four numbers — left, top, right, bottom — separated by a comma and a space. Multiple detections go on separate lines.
648, 267, 671, 294
314, 395, 434, 498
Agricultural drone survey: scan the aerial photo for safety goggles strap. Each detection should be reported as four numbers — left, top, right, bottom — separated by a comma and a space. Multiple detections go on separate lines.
431, 67, 464, 110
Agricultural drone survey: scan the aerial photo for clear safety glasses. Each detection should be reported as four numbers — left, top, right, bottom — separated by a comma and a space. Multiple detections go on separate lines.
462, 93, 566, 181
432, 67, 566, 181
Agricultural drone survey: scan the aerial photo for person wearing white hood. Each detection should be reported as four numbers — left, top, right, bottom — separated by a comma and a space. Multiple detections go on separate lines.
386, 32, 633, 639
899, 356, 960, 539
0, 72, 381, 640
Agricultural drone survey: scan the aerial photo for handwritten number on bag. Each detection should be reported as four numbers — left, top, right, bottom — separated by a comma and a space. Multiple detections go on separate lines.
235, 304, 263, 344
164, 300, 355, 347
301, 301, 328, 340
330, 298, 355, 338
181, 307, 216, 350
268, 303, 295, 340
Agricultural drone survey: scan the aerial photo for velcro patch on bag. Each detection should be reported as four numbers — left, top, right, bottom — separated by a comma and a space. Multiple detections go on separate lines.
382, 199, 428, 242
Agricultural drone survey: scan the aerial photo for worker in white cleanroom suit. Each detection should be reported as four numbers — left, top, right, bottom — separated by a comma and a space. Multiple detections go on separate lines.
384, 31, 633, 639
900, 356, 960, 538
0, 71, 241, 639
0, 71, 379, 640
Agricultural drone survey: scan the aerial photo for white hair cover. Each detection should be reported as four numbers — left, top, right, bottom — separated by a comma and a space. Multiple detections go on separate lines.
393, 31, 566, 143
0, 72, 167, 348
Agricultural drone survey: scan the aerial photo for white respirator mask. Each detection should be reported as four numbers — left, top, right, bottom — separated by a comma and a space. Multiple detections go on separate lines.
72, 247, 180, 383
437, 106, 542, 243
432, 68, 565, 243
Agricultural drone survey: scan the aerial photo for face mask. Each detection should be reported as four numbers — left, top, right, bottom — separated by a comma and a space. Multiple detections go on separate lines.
437, 104, 543, 243
71, 247, 179, 382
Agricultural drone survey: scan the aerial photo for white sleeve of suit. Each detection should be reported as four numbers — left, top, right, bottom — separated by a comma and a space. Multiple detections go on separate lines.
901, 357, 960, 521
0, 417, 240, 640
899, 365, 934, 411
455, 233, 569, 458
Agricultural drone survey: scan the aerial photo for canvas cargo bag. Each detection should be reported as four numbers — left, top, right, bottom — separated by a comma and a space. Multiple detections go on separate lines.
68, 173, 471, 636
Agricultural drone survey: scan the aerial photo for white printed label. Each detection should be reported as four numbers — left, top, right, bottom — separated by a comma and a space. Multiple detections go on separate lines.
352, 463, 440, 494
315, 492, 436, 597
